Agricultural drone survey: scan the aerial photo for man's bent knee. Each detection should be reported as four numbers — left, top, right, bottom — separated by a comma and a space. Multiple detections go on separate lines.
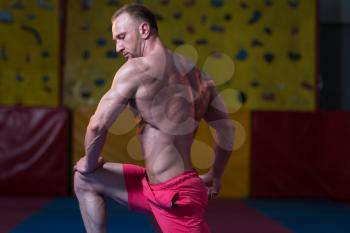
74, 171, 93, 196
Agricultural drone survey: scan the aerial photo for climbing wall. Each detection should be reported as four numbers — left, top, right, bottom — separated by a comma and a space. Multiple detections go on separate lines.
0, 0, 60, 106
66, 0, 316, 198
64, 0, 316, 110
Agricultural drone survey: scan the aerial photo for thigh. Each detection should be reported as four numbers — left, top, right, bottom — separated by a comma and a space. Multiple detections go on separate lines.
74, 163, 128, 206
74, 163, 151, 213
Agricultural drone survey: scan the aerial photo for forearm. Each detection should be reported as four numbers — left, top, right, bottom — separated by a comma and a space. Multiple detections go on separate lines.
79, 74, 132, 171
210, 124, 234, 179
211, 147, 232, 179
84, 123, 108, 171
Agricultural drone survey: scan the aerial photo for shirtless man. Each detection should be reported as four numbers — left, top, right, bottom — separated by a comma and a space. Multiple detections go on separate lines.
74, 3, 234, 233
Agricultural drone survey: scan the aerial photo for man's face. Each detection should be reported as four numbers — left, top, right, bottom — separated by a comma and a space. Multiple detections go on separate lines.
112, 13, 142, 60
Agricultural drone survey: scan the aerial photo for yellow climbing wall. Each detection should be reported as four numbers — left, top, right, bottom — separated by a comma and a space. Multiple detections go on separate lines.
0, 0, 60, 106
67, 0, 316, 198
64, 0, 316, 110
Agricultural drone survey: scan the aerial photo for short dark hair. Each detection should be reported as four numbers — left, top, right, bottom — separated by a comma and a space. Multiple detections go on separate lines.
111, 3, 158, 32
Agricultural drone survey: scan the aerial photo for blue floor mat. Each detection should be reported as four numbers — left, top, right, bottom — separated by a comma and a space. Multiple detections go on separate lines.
10, 198, 350, 233
245, 199, 350, 233
10, 197, 156, 233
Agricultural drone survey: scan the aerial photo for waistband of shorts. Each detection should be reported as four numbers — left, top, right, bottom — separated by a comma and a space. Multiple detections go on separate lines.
148, 169, 199, 191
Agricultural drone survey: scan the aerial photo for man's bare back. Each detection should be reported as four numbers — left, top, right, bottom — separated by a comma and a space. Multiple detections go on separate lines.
123, 50, 214, 183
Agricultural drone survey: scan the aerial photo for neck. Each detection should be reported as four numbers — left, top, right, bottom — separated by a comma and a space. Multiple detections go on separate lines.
141, 35, 164, 57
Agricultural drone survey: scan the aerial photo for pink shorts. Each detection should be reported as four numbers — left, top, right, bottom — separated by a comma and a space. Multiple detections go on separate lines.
123, 164, 210, 233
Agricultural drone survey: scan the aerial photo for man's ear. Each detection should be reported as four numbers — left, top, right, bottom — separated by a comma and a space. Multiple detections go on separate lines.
139, 22, 151, 39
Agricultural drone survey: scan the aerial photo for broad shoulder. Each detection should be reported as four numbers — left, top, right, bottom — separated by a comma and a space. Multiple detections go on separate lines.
112, 58, 151, 87
118, 58, 150, 79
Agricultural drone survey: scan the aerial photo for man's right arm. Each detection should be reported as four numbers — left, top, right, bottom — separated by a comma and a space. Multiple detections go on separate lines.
75, 62, 140, 174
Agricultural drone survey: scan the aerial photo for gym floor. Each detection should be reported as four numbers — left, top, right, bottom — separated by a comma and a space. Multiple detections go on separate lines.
2, 197, 350, 233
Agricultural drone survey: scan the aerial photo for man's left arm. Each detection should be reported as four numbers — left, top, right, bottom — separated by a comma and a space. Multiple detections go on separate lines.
75, 64, 138, 174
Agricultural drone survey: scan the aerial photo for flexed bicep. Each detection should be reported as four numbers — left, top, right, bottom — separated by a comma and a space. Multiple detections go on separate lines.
92, 89, 129, 130
91, 63, 139, 131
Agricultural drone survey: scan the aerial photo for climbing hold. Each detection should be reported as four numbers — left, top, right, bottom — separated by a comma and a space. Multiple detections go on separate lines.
37, 0, 54, 10
172, 38, 185, 46
211, 0, 224, 8
42, 75, 49, 82
264, 27, 272, 35
95, 78, 106, 87
301, 81, 313, 91
210, 24, 225, 33
251, 39, 264, 47
108, 0, 119, 6
26, 14, 36, 20
250, 80, 260, 87
290, 26, 299, 36
248, 10, 261, 24
184, 0, 196, 7
201, 15, 207, 24
96, 38, 107, 47
12, 1, 26, 9
154, 13, 164, 21
25, 53, 31, 63
82, 0, 93, 10
106, 50, 118, 59
240, 2, 249, 9
43, 85, 52, 93
288, 0, 299, 8
42, 50, 49, 58
236, 48, 248, 61
238, 91, 247, 104
82, 50, 90, 59
186, 25, 196, 34
262, 92, 276, 102
224, 13, 232, 21
0, 47, 8, 61
288, 51, 301, 61
16, 73, 24, 82
265, 0, 273, 7
20, 25, 42, 44
195, 38, 208, 45
160, 0, 170, 6
81, 90, 92, 99
264, 52, 274, 64
173, 11, 182, 19
0, 11, 14, 24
